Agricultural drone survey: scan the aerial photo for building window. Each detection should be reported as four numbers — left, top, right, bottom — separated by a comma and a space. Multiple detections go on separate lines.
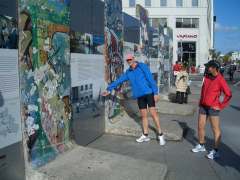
80, 85, 84, 91
178, 42, 196, 66
160, 0, 167, 7
192, 0, 198, 7
72, 87, 79, 102
176, 18, 183, 28
129, 0, 136, 7
183, 18, 191, 28
176, 0, 183, 7
89, 84, 93, 89
85, 85, 88, 90
85, 96, 89, 104
192, 18, 199, 28
145, 0, 151, 7
176, 18, 199, 28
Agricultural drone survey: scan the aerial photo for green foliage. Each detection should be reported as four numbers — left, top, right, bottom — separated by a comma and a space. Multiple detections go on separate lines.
209, 49, 221, 61
223, 54, 231, 63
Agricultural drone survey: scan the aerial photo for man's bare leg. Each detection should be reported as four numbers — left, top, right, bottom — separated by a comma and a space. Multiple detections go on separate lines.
149, 107, 162, 134
140, 109, 149, 134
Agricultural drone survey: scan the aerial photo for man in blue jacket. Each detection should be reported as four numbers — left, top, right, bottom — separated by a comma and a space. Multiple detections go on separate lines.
102, 54, 166, 145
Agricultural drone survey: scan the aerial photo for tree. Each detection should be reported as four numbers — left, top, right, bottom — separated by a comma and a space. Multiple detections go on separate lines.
209, 49, 221, 61
223, 54, 231, 64
222, 51, 234, 64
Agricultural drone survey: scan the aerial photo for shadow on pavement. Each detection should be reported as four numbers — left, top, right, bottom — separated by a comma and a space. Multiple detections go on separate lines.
175, 120, 240, 173
230, 105, 240, 111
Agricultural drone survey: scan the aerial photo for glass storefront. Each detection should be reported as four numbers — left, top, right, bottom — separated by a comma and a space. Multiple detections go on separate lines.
178, 41, 196, 66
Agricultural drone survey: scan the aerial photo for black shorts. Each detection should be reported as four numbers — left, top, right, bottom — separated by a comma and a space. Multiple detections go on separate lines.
199, 106, 220, 116
137, 93, 155, 109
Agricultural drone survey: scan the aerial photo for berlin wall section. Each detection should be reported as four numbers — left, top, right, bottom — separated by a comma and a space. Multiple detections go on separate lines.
18, 0, 72, 171
70, 0, 105, 146
0, 1, 148, 180
0, 0, 25, 180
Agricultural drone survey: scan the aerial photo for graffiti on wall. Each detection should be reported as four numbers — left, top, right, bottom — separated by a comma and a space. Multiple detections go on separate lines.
19, 0, 71, 168
104, 0, 124, 119
136, 4, 149, 60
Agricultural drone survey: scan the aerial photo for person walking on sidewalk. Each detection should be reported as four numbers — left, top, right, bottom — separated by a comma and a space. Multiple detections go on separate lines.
102, 54, 166, 146
192, 60, 232, 159
175, 65, 189, 104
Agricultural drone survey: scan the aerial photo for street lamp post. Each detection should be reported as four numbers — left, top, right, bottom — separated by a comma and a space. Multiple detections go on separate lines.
180, 39, 183, 62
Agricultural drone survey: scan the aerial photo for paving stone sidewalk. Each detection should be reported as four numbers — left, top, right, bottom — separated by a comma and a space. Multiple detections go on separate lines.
27, 145, 168, 180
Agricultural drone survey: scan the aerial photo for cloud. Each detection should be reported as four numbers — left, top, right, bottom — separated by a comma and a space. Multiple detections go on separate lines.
215, 23, 240, 32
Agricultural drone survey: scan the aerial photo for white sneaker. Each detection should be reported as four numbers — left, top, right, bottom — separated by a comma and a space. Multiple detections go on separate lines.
158, 135, 166, 146
206, 149, 220, 160
192, 144, 206, 153
136, 134, 150, 143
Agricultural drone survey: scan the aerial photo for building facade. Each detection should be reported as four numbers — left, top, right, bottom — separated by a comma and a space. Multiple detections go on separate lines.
231, 51, 240, 62
122, 0, 214, 67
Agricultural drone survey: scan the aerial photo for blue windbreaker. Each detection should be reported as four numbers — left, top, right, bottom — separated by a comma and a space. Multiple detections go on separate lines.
107, 62, 158, 99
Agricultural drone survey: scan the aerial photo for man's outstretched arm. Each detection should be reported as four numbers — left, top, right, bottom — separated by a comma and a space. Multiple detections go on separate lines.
102, 73, 129, 96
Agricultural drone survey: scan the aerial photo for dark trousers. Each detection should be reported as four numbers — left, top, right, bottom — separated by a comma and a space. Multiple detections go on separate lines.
229, 73, 234, 81
176, 91, 188, 104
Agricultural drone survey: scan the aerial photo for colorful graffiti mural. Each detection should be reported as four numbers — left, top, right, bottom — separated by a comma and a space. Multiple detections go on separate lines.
19, 0, 71, 168
104, 0, 124, 119
136, 4, 149, 60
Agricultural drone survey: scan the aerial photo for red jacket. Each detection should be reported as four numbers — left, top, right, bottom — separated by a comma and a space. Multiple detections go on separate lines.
173, 64, 181, 72
200, 74, 232, 110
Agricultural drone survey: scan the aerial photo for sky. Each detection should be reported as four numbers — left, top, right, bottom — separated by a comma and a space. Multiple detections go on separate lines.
214, 0, 240, 54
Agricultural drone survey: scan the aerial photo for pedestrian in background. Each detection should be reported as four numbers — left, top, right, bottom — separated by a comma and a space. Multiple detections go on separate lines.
173, 61, 181, 84
190, 65, 196, 74
175, 64, 189, 104
228, 63, 236, 82
192, 60, 232, 160
102, 54, 166, 146
219, 64, 225, 75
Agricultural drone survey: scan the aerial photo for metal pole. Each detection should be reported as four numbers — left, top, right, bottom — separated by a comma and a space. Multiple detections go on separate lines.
181, 39, 183, 62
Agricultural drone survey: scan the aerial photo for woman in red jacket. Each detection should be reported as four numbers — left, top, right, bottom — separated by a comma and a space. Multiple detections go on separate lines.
192, 60, 232, 160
